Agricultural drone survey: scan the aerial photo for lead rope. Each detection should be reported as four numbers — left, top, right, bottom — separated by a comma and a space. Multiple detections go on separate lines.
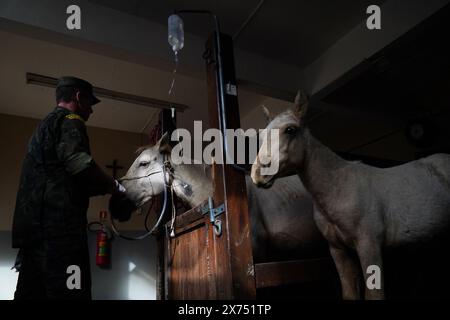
169, 185, 176, 237
165, 157, 177, 237
163, 157, 177, 238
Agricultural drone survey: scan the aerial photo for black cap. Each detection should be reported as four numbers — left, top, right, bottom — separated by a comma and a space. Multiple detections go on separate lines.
56, 76, 101, 105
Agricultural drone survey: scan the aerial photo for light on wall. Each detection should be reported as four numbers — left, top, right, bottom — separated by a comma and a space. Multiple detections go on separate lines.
0, 266, 19, 300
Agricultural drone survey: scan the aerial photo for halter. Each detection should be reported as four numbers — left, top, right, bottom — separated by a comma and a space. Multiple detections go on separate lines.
120, 156, 174, 183
109, 154, 176, 240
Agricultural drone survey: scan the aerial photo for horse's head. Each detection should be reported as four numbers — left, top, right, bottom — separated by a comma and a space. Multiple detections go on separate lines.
251, 90, 309, 188
122, 133, 172, 207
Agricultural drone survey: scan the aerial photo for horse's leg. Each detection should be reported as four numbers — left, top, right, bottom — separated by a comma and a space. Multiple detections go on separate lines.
356, 239, 385, 300
329, 245, 362, 300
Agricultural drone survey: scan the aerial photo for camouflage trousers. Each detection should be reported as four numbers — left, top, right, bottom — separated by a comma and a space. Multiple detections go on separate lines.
14, 237, 91, 300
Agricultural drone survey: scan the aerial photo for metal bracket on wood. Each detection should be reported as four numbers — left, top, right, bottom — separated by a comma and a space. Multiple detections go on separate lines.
201, 197, 225, 236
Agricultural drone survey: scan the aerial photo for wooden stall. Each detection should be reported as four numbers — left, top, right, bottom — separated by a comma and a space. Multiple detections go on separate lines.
156, 33, 339, 300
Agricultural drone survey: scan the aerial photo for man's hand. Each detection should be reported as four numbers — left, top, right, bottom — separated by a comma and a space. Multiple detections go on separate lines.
109, 187, 135, 222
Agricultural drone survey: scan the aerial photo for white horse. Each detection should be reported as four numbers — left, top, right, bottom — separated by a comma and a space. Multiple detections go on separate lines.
251, 91, 450, 299
111, 133, 328, 263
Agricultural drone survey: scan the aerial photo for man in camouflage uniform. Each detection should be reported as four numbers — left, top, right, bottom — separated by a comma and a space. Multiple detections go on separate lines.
12, 76, 126, 299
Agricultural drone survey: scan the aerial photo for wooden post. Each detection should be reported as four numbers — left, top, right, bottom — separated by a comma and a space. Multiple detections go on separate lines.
205, 32, 257, 299
156, 109, 176, 300
161, 33, 256, 300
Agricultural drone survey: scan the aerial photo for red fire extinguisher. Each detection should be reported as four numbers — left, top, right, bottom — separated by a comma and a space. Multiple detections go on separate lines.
96, 210, 111, 268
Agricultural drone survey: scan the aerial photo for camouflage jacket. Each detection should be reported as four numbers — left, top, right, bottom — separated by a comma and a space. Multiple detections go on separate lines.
12, 107, 94, 248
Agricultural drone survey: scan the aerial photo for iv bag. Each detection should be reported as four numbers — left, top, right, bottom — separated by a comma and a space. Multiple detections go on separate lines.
168, 14, 184, 52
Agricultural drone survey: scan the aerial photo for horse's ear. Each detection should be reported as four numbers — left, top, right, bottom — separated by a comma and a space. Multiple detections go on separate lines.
156, 132, 172, 154
261, 105, 274, 123
293, 90, 309, 123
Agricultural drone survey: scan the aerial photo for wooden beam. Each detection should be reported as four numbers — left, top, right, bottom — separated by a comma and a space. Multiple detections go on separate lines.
206, 33, 256, 299
169, 200, 208, 234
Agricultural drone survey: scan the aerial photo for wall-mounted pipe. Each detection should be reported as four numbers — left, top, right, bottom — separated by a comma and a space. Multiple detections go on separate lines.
26, 72, 188, 112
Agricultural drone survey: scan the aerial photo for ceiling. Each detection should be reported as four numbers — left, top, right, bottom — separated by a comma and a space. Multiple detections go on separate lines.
321, 4, 450, 158
323, 3, 450, 117
89, 0, 385, 68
